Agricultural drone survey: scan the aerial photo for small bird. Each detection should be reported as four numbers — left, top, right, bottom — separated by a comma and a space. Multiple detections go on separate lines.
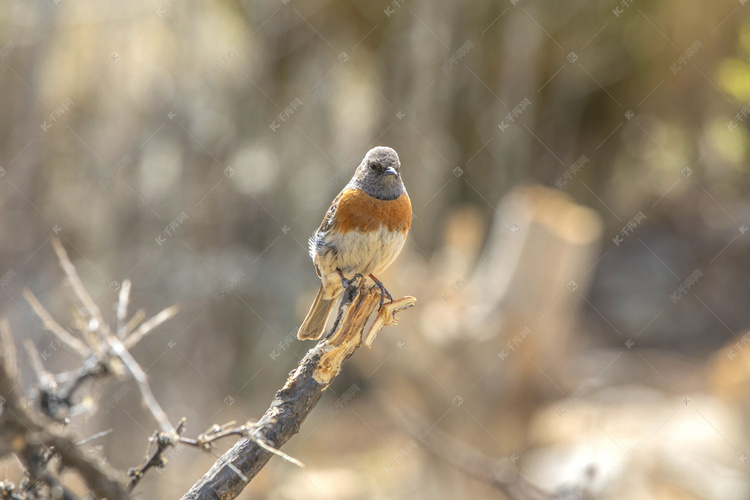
298, 146, 412, 340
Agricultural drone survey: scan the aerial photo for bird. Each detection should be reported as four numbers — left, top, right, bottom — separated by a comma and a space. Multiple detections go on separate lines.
298, 146, 412, 340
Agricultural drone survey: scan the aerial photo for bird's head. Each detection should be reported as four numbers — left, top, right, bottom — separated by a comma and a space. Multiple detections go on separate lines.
351, 146, 405, 200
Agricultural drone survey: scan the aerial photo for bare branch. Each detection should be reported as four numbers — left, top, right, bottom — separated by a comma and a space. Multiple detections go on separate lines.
179, 421, 305, 468
116, 279, 131, 338
76, 428, 114, 446
0, 319, 18, 385
50, 237, 104, 324
248, 434, 305, 469
124, 305, 179, 349
130, 418, 307, 492
105, 333, 176, 436
182, 277, 415, 499
48, 237, 175, 435
129, 419, 188, 490
124, 309, 146, 335
22, 339, 53, 391
363, 295, 416, 347
13, 240, 179, 494
70, 306, 101, 352
22, 288, 91, 357
0, 324, 128, 500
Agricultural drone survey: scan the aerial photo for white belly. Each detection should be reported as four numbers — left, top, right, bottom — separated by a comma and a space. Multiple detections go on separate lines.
312, 226, 407, 294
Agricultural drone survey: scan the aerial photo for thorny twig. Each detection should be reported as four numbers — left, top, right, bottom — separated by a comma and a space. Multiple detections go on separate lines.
0, 317, 127, 499
179, 421, 305, 467
2, 237, 305, 497
0, 237, 182, 497
128, 419, 189, 490
49, 238, 178, 436
129, 418, 306, 490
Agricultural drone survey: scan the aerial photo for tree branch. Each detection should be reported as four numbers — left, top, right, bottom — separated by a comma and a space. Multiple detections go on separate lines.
181, 277, 416, 500
0, 319, 128, 500
0, 237, 185, 497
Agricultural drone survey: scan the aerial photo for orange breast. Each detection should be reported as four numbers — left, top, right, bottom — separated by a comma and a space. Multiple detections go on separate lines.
335, 189, 412, 233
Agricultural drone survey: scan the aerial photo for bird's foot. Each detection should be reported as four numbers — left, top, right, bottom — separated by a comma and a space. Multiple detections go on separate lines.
369, 274, 393, 309
337, 269, 363, 289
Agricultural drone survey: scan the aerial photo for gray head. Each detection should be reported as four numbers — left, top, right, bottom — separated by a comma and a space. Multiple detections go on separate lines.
347, 146, 406, 200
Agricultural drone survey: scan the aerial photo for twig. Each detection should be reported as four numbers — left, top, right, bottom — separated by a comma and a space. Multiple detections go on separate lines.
124, 305, 179, 349
76, 428, 114, 446
22, 288, 91, 357
48, 236, 177, 435
124, 309, 146, 336
247, 434, 305, 468
116, 279, 131, 338
177, 420, 304, 467
4, 238, 258, 497
179, 420, 240, 451
0, 322, 128, 500
129, 417, 307, 492
182, 277, 415, 500
363, 295, 416, 347
52, 357, 108, 416
0, 319, 18, 385
15, 238, 181, 494
22, 339, 54, 391
51, 237, 104, 324
129, 419, 188, 490
105, 333, 176, 437
70, 306, 100, 353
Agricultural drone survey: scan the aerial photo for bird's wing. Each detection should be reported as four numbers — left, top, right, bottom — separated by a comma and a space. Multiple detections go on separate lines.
316, 189, 345, 235
309, 189, 346, 279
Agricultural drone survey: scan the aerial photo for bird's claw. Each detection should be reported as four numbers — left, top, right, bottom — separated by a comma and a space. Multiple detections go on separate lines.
371, 279, 393, 310
338, 271, 393, 309
337, 270, 363, 289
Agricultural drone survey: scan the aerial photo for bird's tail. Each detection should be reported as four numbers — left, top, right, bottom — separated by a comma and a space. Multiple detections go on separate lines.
297, 285, 336, 340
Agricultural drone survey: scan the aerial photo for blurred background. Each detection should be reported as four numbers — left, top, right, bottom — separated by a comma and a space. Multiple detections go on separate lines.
2, 0, 750, 498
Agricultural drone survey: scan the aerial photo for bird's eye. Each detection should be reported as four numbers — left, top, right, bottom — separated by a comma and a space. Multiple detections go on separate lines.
369, 164, 378, 171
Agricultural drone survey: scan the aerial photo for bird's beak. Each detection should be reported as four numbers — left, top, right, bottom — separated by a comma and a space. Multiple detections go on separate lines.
384, 166, 398, 176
